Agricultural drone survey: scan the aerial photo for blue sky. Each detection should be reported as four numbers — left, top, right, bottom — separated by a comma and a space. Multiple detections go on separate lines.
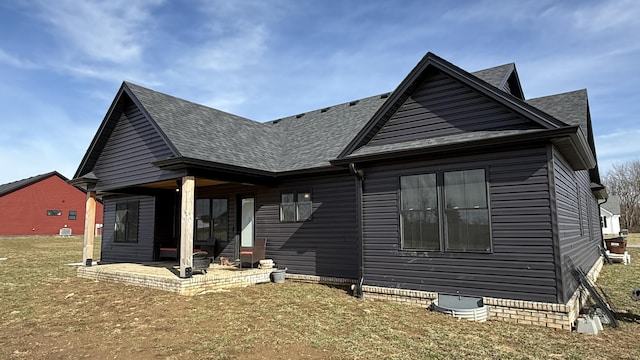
0, 0, 638, 185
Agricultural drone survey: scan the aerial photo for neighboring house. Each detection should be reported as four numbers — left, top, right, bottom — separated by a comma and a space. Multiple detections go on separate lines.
600, 194, 621, 235
71, 52, 605, 330
0, 171, 104, 236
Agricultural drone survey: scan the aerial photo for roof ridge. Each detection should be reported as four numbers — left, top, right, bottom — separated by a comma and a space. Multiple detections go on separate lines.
0, 171, 65, 197
526, 88, 587, 102
125, 81, 261, 127
266, 92, 391, 124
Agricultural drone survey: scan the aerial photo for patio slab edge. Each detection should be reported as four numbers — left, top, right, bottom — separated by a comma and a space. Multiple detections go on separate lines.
77, 264, 275, 295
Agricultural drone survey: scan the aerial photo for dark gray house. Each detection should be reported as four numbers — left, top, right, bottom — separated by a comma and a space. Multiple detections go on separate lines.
72, 52, 606, 330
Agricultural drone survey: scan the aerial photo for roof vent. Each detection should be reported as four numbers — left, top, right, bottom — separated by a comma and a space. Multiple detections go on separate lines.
349, 101, 359, 106
321, 107, 331, 113
295, 113, 305, 119
272, 119, 281, 124
380, 93, 390, 99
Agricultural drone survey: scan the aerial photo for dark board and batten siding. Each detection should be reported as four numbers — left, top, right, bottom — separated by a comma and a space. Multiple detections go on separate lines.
552, 147, 601, 302
196, 174, 359, 279
101, 195, 156, 263
367, 70, 541, 147
92, 99, 178, 191
361, 147, 560, 303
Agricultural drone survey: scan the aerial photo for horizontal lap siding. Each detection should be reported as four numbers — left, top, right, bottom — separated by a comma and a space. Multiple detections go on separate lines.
553, 148, 601, 302
362, 147, 558, 302
260, 176, 358, 278
197, 176, 358, 279
368, 70, 539, 146
101, 195, 155, 263
93, 100, 177, 190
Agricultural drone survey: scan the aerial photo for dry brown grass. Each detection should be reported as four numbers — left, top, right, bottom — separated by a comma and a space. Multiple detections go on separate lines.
626, 233, 640, 246
1, 235, 639, 359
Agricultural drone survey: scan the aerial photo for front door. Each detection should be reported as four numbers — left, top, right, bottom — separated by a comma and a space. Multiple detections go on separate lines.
239, 196, 255, 248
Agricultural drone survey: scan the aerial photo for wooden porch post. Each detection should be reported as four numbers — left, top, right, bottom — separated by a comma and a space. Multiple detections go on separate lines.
179, 176, 195, 278
82, 191, 97, 266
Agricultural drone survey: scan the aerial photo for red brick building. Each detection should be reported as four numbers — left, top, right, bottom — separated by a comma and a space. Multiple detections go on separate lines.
0, 171, 103, 236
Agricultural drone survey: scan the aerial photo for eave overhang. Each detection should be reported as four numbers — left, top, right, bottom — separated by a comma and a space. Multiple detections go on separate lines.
68, 171, 100, 192
338, 52, 567, 160
332, 126, 594, 169
550, 128, 597, 170
152, 157, 277, 185
591, 182, 608, 200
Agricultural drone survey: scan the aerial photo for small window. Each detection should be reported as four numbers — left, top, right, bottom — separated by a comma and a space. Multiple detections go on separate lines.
297, 192, 312, 221
601, 216, 607, 228
68, 210, 77, 220
280, 193, 296, 222
114, 200, 139, 243
47, 210, 62, 216
280, 191, 312, 222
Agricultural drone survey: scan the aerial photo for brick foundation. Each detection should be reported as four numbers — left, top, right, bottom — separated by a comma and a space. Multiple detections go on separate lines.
285, 273, 358, 286
78, 265, 273, 295
362, 257, 604, 330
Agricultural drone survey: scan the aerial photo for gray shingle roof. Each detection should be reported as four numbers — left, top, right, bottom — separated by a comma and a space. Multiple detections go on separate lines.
601, 194, 621, 215
126, 82, 387, 173
0, 171, 66, 197
471, 63, 514, 89
126, 82, 282, 172
348, 129, 544, 158
110, 60, 590, 175
526, 89, 588, 134
273, 94, 388, 171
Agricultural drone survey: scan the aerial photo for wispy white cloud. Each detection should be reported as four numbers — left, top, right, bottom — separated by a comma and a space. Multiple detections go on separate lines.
152, 0, 284, 114
595, 129, 640, 174
0, 48, 39, 69
0, 88, 98, 182
572, 0, 640, 33
31, 0, 163, 64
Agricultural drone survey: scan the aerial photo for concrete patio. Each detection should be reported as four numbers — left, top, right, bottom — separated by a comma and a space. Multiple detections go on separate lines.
77, 262, 276, 295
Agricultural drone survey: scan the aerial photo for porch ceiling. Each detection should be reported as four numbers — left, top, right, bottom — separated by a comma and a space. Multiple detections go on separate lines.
140, 178, 228, 190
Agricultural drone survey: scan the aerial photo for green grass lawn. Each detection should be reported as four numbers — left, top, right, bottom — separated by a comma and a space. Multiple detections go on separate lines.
1, 235, 639, 359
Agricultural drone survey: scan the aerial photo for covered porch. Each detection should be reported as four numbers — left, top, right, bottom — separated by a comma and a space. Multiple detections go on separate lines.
72, 166, 275, 279
77, 261, 278, 296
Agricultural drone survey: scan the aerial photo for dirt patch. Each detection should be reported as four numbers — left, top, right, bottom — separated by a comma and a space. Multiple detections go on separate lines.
1, 236, 640, 359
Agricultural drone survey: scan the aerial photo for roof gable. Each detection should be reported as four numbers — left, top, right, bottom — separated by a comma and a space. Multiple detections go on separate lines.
73, 51, 602, 185
472, 63, 524, 99
125, 82, 283, 173
363, 67, 543, 148
0, 171, 68, 197
338, 53, 565, 158
74, 84, 179, 179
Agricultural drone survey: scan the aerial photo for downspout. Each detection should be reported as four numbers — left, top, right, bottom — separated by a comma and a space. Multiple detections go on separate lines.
349, 163, 365, 298
597, 197, 608, 251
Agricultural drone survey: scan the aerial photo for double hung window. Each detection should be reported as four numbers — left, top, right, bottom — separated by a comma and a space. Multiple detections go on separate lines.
280, 191, 312, 222
400, 169, 491, 252
195, 198, 228, 242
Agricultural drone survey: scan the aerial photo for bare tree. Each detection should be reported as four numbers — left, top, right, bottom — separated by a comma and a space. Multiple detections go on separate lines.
603, 160, 640, 232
